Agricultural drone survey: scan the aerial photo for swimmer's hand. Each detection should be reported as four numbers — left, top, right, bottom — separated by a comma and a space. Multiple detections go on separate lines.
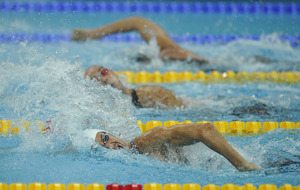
238, 162, 262, 171
160, 48, 208, 65
71, 29, 90, 41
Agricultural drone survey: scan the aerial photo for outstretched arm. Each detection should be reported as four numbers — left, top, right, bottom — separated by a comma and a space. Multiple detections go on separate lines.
71, 16, 178, 50
71, 16, 207, 63
133, 123, 261, 171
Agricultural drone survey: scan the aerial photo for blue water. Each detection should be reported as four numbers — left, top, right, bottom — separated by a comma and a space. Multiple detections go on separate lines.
1, 5, 300, 187
1, 12, 300, 35
0, 130, 299, 185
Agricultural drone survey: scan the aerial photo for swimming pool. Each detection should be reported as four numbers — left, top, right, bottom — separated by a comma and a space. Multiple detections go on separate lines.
0, 1, 300, 187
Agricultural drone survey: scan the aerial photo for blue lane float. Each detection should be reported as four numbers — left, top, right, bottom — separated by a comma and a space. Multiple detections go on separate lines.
1, 33, 300, 47
0, 2, 300, 14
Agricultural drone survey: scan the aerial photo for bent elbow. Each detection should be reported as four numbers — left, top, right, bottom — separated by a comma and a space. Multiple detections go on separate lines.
196, 123, 216, 137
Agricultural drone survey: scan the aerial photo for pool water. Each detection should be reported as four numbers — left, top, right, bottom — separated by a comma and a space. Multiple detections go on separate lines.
0, 4, 300, 187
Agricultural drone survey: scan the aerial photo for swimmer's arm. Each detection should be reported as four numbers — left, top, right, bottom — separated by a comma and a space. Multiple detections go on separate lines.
134, 123, 212, 150
135, 123, 260, 171
160, 48, 207, 64
134, 123, 209, 151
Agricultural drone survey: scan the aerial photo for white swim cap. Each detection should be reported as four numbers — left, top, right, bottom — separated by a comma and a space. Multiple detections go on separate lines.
84, 129, 107, 141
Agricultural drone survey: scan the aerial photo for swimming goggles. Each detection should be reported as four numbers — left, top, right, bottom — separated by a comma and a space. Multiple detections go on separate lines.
101, 131, 110, 145
99, 68, 109, 78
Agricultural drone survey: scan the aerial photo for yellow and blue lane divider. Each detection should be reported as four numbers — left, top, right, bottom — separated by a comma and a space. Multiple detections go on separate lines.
114, 71, 300, 84
0, 183, 299, 190
0, 120, 50, 135
0, 119, 299, 136
137, 120, 300, 134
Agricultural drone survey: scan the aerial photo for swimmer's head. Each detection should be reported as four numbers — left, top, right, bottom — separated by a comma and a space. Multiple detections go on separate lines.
84, 65, 106, 79
84, 65, 125, 91
95, 131, 129, 150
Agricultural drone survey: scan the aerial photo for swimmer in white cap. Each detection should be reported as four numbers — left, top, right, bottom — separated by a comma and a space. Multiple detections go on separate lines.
84, 65, 185, 109
85, 123, 261, 171
71, 16, 207, 64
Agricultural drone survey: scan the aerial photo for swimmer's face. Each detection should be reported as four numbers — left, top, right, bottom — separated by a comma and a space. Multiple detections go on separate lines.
95, 132, 127, 150
84, 65, 108, 82
85, 65, 124, 90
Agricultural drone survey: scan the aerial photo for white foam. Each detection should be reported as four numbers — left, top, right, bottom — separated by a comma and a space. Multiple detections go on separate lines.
0, 57, 139, 152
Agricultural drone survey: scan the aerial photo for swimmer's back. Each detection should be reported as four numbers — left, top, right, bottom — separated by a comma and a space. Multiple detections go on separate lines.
135, 85, 185, 109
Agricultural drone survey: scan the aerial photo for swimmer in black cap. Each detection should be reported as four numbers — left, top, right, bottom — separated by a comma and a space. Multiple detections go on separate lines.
84, 123, 261, 171
84, 65, 185, 109
71, 16, 207, 64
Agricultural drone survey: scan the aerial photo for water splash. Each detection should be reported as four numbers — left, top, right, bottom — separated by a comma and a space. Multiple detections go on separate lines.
0, 58, 139, 152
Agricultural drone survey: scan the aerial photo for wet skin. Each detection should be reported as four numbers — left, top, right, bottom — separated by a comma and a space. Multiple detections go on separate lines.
93, 123, 261, 171
84, 65, 185, 109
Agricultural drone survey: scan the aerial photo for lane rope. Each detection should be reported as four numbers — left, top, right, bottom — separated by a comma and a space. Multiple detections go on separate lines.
115, 71, 300, 84
1, 33, 300, 46
1, 2, 300, 15
0, 183, 298, 190
138, 120, 300, 134
0, 120, 299, 136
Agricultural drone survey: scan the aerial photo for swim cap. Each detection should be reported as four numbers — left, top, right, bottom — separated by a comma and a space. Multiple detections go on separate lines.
84, 129, 107, 141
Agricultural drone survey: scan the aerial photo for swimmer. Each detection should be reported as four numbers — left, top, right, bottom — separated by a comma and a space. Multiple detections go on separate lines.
71, 16, 207, 64
85, 123, 261, 171
85, 65, 185, 109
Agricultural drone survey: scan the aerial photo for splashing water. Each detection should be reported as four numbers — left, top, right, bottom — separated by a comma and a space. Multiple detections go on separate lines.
0, 27, 300, 185
0, 58, 139, 152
